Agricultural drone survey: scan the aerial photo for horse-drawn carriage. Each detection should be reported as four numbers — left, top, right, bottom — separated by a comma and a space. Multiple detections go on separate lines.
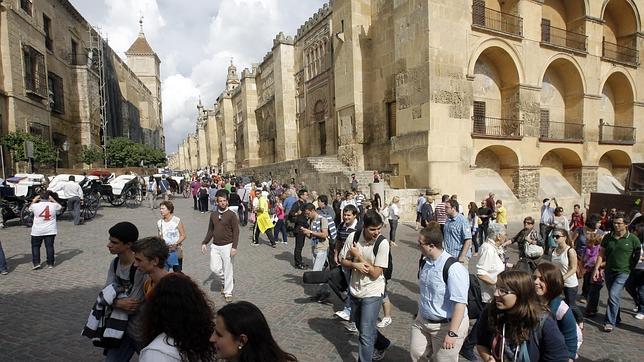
99, 174, 144, 208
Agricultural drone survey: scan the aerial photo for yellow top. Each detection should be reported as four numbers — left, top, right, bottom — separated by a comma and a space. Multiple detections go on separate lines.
496, 206, 507, 225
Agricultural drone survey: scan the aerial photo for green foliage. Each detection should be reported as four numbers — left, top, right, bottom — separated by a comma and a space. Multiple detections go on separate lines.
1, 130, 57, 164
106, 137, 166, 167
79, 145, 104, 166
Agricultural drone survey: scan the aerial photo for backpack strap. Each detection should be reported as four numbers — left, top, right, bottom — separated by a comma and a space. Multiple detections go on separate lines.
112, 257, 119, 274
372, 234, 386, 259
442, 256, 457, 284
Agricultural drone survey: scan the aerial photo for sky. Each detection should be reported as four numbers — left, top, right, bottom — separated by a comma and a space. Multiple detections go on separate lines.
70, 0, 327, 154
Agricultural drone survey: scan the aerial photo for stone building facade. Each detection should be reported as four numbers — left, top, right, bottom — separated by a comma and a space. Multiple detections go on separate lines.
174, 0, 643, 217
0, 0, 164, 173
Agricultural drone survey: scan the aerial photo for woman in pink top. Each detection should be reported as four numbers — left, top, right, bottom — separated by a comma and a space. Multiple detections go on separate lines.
273, 196, 288, 244
190, 178, 201, 210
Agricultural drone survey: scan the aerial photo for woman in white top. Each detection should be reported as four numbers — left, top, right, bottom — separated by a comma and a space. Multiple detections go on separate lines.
387, 196, 400, 247
551, 228, 580, 317
158, 201, 186, 272
476, 223, 509, 303
139, 273, 215, 362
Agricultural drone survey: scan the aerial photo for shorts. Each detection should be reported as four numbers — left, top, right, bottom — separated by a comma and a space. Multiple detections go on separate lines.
416, 212, 422, 222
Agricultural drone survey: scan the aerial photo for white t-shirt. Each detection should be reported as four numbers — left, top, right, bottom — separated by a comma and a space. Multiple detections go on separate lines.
157, 216, 181, 246
388, 204, 399, 220
476, 240, 506, 302
30, 202, 62, 236
340, 232, 389, 299
552, 246, 579, 288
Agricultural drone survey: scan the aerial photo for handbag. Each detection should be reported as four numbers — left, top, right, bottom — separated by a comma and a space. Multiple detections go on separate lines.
248, 212, 256, 223
524, 242, 544, 258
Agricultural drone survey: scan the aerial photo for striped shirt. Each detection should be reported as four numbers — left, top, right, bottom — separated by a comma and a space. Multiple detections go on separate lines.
355, 193, 365, 206
435, 202, 447, 224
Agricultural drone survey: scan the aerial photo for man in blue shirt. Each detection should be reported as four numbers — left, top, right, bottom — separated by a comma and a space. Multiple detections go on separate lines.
411, 226, 469, 361
443, 199, 472, 265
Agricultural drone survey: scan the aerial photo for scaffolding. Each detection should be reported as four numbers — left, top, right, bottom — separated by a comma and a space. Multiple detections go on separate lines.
87, 25, 109, 167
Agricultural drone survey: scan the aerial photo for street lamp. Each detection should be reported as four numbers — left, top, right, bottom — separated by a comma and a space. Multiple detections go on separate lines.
55, 140, 70, 174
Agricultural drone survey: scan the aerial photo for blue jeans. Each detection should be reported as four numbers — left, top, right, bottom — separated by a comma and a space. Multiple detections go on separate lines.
625, 269, 644, 313
0, 241, 7, 272
104, 332, 139, 362
273, 219, 287, 243
604, 271, 629, 326
351, 294, 390, 362
31, 235, 55, 266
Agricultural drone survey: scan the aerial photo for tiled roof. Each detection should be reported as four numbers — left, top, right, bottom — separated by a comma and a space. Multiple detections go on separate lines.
126, 34, 155, 55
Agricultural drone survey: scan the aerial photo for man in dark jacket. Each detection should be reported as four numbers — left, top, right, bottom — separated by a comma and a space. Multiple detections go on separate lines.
289, 189, 309, 269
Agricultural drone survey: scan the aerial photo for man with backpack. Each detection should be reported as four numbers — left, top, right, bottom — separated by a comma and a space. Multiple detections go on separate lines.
301, 203, 337, 303
411, 225, 469, 362
289, 189, 310, 269
159, 175, 170, 201
340, 210, 391, 361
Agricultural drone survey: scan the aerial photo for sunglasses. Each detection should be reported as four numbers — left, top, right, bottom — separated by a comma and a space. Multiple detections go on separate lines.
553, 234, 565, 239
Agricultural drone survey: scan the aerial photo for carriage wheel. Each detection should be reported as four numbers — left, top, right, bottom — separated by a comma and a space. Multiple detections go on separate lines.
109, 194, 125, 207
124, 188, 142, 208
82, 192, 100, 220
20, 204, 34, 227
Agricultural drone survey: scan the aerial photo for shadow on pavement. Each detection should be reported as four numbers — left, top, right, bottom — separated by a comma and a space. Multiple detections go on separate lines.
54, 248, 83, 266
387, 289, 418, 316
392, 278, 419, 295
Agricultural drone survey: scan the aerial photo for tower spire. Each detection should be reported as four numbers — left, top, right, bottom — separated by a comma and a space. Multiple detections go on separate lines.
138, 12, 144, 35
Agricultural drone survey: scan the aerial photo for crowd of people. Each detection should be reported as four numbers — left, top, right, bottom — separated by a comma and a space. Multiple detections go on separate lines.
4, 167, 642, 361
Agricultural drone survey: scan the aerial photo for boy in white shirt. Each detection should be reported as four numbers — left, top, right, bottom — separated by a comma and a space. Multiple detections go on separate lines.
29, 191, 62, 269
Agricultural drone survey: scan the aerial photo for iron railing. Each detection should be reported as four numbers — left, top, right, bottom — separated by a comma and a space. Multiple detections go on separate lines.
599, 123, 636, 145
472, 4, 523, 37
541, 21, 587, 52
472, 116, 523, 139
540, 121, 584, 142
602, 40, 639, 65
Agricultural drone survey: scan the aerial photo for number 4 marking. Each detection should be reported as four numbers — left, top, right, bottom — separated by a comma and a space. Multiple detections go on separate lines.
39, 206, 52, 221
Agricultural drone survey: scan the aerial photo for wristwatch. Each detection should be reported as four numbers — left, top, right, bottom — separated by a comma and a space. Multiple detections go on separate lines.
447, 331, 458, 338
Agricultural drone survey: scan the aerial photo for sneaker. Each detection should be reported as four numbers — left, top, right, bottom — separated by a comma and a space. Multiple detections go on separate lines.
335, 310, 350, 321
344, 322, 358, 334
635, 313, 644, 320
377, 316, 392, 328
0, 270, 8, 275
32, 264, 42, 270
372, 341, 391, 361
632, 306, 639, 312
47, 264, 54, 269
251, 242, 260, 246
224, 295, 233, 303
578, 297, 587, 305
603, 324, 614, 332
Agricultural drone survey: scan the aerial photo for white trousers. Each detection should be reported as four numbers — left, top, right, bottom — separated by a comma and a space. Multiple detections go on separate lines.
210, 243, 234, 296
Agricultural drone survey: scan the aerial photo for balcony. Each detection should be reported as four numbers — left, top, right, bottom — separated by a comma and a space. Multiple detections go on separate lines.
541, 22, 587, 53
540, 121, 584, 142
472, 4, 523, 38
602, 40, 639, 66
472, 116, 523, 139
599, 122, 636, 145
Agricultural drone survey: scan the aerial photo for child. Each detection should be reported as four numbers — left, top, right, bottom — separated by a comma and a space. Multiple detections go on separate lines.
581, 231, 604, 316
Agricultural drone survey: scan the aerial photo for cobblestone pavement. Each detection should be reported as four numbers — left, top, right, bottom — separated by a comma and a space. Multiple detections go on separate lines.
0, 197, 642, 361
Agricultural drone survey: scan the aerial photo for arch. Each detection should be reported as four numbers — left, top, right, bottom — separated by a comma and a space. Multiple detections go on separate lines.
540, 148, 583, 194
599, 68, 637, 100
538, 53, 587, 93
600, 0, 641, 33
598, 149, 632, 191
467, 38, 525, 84
599, 149, 632, 168
540, 148, 583, 168
474, 145, 520, 169
542, 0, 588, 29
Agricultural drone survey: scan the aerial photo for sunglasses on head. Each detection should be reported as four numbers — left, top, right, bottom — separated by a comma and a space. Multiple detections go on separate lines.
554, 234, 565, 239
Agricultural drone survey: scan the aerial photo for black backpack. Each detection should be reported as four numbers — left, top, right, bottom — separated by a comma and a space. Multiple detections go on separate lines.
372, 235, 393, 281
418, 256, 484, 319
199, 187, 208, 198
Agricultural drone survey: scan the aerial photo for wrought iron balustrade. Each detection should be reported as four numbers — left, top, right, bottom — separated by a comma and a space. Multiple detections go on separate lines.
472, 116, 523, 139
472, 4, 523, 37
541, 22, 586, 52
599, 123, 636, 145
540, 121, 584, 142
602, 40, 639, 66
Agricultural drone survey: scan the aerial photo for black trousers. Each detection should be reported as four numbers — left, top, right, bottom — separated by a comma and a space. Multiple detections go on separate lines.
254, 224, 276, 245
198, 197, 208, 212
294, 231, 306, 265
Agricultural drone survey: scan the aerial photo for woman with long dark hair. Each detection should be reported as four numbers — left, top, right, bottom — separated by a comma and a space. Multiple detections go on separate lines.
476, 270, 568, 362
140, 273, 216, 362
211, 301, 297, 362
550, 228, 580, 319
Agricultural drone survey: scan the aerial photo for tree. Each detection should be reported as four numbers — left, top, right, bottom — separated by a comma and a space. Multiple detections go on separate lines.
105, 137, 166, 167
1, 131, 57, 166
78, 145, 103, 167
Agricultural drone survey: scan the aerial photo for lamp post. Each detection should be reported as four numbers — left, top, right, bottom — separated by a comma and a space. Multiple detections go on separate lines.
55, 140, 70, 174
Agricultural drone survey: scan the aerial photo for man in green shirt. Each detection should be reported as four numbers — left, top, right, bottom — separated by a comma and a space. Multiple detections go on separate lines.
593, 212, 642, 332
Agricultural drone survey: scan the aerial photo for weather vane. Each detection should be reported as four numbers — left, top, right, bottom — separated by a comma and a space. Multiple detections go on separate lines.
139, 12, 144, 33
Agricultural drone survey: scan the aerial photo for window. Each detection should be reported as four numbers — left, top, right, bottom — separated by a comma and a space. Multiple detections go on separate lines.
541, 19, 551, 43
23, 45, 47, 97
20, 0, 32, 16
473, 101, 486, 134
386, 101, 397, 139
71, 39, 78, 65
43, 15, 53, 51
540, 108, 550, 137
47, 72, 64, 114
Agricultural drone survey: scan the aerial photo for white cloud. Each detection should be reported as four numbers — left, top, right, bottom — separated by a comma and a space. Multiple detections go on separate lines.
70, 0, 327, 153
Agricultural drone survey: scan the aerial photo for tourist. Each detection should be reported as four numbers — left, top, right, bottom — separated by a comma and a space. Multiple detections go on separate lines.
340, 210, 391, 361
625, 223, 644, 320
333, 204, 361, 332
159, 175, 170, 202
484, 192, 495, 211
198, 181, 210, 213
570, 204, 585, 231
51, 175, 83, 225
420, 194, 434, 228
372, 193, 384, 220
475, 270, 568, 361
332, 192, 343, 227
208, 183, 218, 212
211, 301, 297, 361
434, 194, 449, 232
340, 191, 357, 214
201, 189, 239, 303
415, 192, 426, 231
83, 222, 146, 361
237, 183, 250, 226
289, 189, 309, 268
157, 201, 186, 272
533, 262, 580, 361
599, 208, 610, 231
411, 225, 469, 362
316, 194, 335, 220
350, 173, 358, 191
229, 186, 242, 215
476, 200, 494, 250
467, 202, 479, 255
132, 236, 169, 299
139, 273, 215, 361
29, 191, 62, 269
550, 228, 580, 320
253, 188, 277, 248
273, 195, 288, 244
387, 196, 400, 247
355, 188, 366, 215
572, 214, 603, 267
300, 203, 329, 272
373, 170, 381, 183
495, 200, 507, 229
592, 212, 642, 332
443, 199, 472, 265
580, 220, 605, 317
540, 198, 558, 251
146, 176, 157, 210
507, 216, 543, 260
